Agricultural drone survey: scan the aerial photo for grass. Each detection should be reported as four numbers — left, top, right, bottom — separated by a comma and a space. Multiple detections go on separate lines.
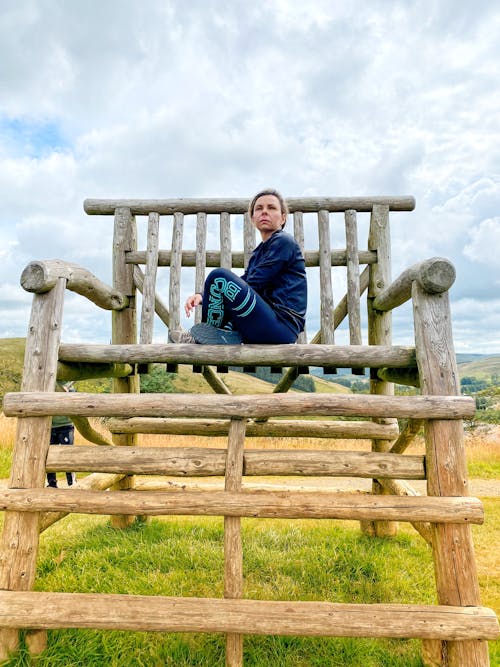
0, 362, 498, 664
1, 515, 437, 666
0, 509, 496, 666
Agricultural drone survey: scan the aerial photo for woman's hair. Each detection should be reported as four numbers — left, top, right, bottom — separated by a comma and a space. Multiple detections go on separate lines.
248, 188, 289, 227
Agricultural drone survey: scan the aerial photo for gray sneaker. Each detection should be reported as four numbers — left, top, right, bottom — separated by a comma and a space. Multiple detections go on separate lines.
168, 328, 196, 344
190, 323, 243, 345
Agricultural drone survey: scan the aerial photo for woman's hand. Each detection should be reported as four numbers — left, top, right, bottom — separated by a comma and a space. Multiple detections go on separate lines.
185, 293, 203, 317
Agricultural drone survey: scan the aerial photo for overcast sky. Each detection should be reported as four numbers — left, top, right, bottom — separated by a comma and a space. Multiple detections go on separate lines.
1, 0, 499, 354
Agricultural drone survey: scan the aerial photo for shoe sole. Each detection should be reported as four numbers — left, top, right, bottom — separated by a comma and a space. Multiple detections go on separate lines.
190, 323, 242, 345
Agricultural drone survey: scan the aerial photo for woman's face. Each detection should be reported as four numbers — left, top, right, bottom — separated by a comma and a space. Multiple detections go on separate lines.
252, 194, 286, 241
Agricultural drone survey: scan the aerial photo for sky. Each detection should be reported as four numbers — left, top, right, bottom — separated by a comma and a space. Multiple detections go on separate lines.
0, 0, 499, 354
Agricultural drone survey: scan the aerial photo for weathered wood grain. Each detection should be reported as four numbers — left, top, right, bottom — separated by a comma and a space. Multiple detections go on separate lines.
126, 248, 378, 268
0, 591, 497, 639
84, 196, 416, 215
46, 446, 425, 479
412, 283, 489, 665
20, 259, 128, 311
373, 257, 456, 312
0, 489, 484, 523
106, 417, 399, 439
3, 391, 476, 420
57, 342, 417, 368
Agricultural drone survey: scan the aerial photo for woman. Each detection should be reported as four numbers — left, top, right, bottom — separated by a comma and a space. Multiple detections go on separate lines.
172, 188, 307, 344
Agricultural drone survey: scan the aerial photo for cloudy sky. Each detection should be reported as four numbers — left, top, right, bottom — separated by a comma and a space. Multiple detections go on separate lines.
1, 0, 499, 354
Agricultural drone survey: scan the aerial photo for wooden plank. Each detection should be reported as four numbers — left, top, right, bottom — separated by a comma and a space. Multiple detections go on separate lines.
106, 417, 399, 439
133, 265, 170, 327
220, 212, 232, 269
168, 212, 184, 331
243, 212, 255, 268
365, 203, 397, 538
4, 392, 476, 421
111, 206, 139, 528
20, 259, 128, 310
345, 210, 362, 346
47, 446, 425, 479
0, 278, 66, 658
0, 489, 484, 523
84, 195, 417, 215
194, 212, 207, 325
127, 249, 377, 268
139, 212, 160, 344
293, 211, 307, 344
317, 210, 334, 345
372, 257, 456, 312
57, 342, 417, 369
412, 283, 490, 666
0, 591, 497, 639
224, 419, 246, 665
389, 419, 424, 454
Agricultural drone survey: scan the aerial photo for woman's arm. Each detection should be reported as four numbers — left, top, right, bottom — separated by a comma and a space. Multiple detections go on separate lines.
185, 292, 203, 317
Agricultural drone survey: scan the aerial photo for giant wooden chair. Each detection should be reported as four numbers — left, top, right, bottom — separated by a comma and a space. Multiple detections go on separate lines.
0, 196, 498, 665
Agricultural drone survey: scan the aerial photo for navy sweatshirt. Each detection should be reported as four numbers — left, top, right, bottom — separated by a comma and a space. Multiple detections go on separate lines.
241, 229, 307, 335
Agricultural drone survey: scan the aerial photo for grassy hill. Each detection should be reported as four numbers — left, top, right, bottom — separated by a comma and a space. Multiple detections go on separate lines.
457, 355, 500, 380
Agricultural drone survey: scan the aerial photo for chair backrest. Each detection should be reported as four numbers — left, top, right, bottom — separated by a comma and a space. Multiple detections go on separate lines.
84, 196, 415, 348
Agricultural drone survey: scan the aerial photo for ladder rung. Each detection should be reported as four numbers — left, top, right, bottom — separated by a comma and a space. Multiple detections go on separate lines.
0, 591, 496, 640
0, 489, 483, 524
47, 446, 426, 479
2, 392, 476, 420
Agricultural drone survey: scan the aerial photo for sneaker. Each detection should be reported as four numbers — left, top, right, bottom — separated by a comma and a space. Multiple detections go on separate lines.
190, 323, 243, 345
168, 328, 196, 344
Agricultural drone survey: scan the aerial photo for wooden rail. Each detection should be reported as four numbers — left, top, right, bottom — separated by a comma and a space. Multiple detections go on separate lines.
0, 489, 484, 523
46, 446, 426, 479
56, 343, 418, 368
106, 417, 399, 439
3, 392, 476, 420
84, 196, 416, 215
0, 591, 497, 640
20, 260, 128, 311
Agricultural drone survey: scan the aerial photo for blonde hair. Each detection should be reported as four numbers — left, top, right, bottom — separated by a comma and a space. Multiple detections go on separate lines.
248, 188, 289, 227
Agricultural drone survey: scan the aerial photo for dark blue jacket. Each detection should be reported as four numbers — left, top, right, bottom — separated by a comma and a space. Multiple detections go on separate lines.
242, 230, 307, 335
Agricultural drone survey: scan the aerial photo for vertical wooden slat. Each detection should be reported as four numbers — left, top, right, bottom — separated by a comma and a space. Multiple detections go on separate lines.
139, 212, 160, 344
413, 284, 489, 667
363, 203, 397, 538
111, 207, 139, 528
345, 210, 361, 345
220, 212, 232, 270
0, 277, 66, 660
224, 418, 246, 666
243, 212, 255, 269
294, 212, 308, 346
168, 212, 184, 332
345, 209, 363, 375
195, 212, 207, 325
317, 210, 335, 348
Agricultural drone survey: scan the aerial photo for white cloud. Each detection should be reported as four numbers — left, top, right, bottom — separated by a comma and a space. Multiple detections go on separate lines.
0, 0, 499, 353
464, 218, 500, 270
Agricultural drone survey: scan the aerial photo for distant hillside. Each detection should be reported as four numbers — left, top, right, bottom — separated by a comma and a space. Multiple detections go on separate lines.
457, 355, 500, 380
0, 338, 25, 398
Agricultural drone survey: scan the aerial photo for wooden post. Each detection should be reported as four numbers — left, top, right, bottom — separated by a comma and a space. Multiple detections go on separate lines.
111, 207, 140, 527
224, 418, 246, 666
0, 278, 66, 660
413, 283, 490, 666
363, 204, 398, 537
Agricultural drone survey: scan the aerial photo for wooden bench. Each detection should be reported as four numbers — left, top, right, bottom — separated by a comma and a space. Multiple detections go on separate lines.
0, 195, 497, 666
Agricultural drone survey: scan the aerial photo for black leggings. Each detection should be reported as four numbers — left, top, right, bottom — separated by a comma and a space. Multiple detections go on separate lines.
201, 268, 297, 344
